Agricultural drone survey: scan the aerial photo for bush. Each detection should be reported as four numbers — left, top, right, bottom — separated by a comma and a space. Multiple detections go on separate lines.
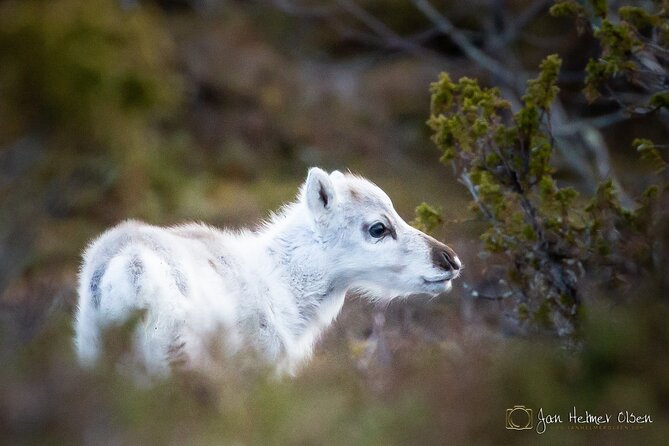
418, 1, 669, 338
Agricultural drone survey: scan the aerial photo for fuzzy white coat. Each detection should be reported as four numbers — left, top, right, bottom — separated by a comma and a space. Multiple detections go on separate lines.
74, 168, 461, 375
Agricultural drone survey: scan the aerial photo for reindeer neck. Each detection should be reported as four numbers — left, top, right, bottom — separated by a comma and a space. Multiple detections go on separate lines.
259, 203, 347, 333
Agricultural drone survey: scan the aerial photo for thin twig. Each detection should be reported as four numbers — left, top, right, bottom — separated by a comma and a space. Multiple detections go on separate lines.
459, 171, 494, 220
270, 0, 335, 18
336, 0, 435, 59
410, 0, 519, 89
489, 0, 553, 49
552, 110, 629, 136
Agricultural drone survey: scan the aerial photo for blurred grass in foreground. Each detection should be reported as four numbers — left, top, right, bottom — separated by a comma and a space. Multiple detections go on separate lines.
1, 292, 668, 445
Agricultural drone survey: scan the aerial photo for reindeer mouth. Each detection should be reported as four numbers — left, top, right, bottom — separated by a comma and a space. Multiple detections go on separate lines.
423, 277, 448, 284
420, 276, 454, 294
422, 272, 458, 284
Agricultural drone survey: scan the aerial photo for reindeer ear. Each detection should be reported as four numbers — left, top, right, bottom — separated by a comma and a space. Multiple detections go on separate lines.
304, 167, 336, 213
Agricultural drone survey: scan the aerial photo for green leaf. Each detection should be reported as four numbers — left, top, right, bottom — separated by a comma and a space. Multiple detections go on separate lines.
413, 203, 444, 233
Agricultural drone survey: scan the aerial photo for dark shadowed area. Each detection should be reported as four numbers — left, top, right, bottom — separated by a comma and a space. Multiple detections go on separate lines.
1, 0, 668, 444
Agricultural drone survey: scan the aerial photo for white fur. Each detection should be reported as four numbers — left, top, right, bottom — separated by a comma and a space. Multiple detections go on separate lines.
74, 168, 461, 375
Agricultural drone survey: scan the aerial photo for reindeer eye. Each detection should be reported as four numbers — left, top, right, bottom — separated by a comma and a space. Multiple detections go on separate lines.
368, 222, 386, 238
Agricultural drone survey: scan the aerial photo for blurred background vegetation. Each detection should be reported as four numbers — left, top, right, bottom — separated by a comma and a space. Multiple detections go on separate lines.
1, 0, 668, 444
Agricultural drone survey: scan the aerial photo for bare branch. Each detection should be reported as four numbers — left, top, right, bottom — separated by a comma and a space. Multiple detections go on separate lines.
459, 172, 494, 221
552, 110, 629, 136
489, 0, 553, 49
270, 0, 335, 18
335, 0, 434, 58
550, 102, 634, 206
410, 0, 519, 89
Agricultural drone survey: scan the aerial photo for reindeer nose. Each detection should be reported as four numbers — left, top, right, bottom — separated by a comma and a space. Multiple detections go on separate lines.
425, 234, 461, 272
436, 247, 461, 271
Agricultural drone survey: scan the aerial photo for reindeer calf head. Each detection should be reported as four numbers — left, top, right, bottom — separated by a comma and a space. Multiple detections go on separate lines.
300, 167, 461, 299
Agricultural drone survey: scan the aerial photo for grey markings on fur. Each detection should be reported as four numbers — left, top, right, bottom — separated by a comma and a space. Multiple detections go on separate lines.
171, 268, 188, 297
90, 263, 107, 308
295, 296, 319, 329
268, 234, 334, 338
90, 229, 189, 307
90, 233, 132, 308
166, 334, 187, 368
128, 255, 144, 293
218, 255, 230, 266
138, 235, 189, 297
258, 313, 268, 329
292, 286, 333, 337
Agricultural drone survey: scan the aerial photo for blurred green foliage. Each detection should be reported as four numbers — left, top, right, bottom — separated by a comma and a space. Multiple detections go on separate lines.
412, 202, 443, 233
0, 0, 182, 223
552, 0, 669, 105
0, 0, 179, 146
420, 1, 669, 337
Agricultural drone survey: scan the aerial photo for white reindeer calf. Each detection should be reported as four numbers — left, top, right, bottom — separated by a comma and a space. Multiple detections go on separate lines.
74, 168, 461, 375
